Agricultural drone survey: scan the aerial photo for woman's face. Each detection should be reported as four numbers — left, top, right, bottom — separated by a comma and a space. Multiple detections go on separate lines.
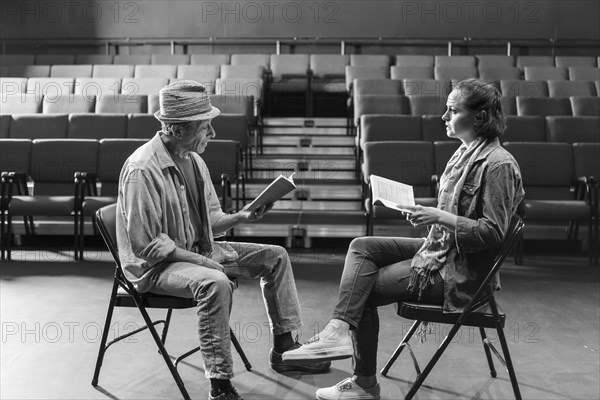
442, 89, 477, 144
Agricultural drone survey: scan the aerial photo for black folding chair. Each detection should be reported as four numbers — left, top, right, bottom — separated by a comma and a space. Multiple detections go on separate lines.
91, 203, 251, 400
381, 215, 524, 400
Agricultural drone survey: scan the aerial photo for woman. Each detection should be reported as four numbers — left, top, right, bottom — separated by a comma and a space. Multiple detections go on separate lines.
282, 79, 525, 400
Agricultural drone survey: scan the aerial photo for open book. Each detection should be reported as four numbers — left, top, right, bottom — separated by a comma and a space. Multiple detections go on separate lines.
370, 174, 415, 213
245, 173, 296, 212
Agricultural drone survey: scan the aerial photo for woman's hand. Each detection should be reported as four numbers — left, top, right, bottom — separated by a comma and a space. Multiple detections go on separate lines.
401, 205, 458, 230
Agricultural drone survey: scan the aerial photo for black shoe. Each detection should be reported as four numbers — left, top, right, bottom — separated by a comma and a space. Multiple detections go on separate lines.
270, 342, 331, 373
208, 387, 243, 400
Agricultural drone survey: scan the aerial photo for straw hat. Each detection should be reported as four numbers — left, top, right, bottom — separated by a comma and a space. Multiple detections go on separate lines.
154, 80, 220, 123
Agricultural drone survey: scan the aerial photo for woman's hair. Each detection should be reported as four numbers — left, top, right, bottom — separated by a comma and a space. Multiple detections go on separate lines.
453, 78, 506, 138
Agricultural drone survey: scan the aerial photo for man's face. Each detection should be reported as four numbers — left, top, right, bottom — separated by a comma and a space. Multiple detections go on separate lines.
181, 119, 215, 154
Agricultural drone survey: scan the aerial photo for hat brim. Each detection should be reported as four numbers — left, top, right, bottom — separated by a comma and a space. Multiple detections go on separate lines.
154, 106, 220, 123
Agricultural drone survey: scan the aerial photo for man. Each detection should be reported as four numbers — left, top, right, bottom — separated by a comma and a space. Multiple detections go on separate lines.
116, 80, 329, 400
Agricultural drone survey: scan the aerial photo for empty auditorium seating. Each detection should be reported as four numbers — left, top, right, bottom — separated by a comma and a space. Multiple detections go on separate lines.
50, 65, 93, 78
6, 138, 99, 259
0, 77, 27, 93
190, 54, 230, 65
408, 95, 447, 116
396, 55, 434, 67
353, 95, 409, 124
26, 77, 75, 100
67, 114, 127, 139
211, 113, 252, 171
1, 94, 42, 114
231, 54, 270, 70
74, 78, 121, 99
555, 56, 597, 68
360, 115, 422, 148
134, 65, 177, 78
503, 116, 547, 142
150, 54, 190, 65
504, 141, 594, 264
1, 54, 35, 66
95, 94, 148, 114
113, 54, 151, 65
568, 67, 600, 81
43, 94, 95, 114
478, 67, 521, 81
421, 115, 449, 142
127, 113, 161, 139
434, 66, 478, 81
267, 54, 311, 117
570, 96, 600, 116
402, 78, 452, 97
74, 54, 114, 65
7, 65, 50, 78
345, 66, 389, 92
435, 55, 476, 68
548, 80, 596, 97
546, 116, 600, 143
363, 141, 437, 235
517, 97, 572, 116
349, 55, 390, 67
354, 79, 403, 97
121, 78, 169, 96
516, 56, 554, 67
524, 66, 568, 81
476, 55, 515, 68
177, 65, 220, 93
500, 80, 549, 98
8, 114, 69, 139
310, 54, 350, 116
92, 65, 134, 78
35, 54, 75, 65
390, 66, 434, 80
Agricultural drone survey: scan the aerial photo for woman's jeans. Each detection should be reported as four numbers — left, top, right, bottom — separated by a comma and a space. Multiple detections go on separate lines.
148, 241, 302, 379
332, 236, 445, 377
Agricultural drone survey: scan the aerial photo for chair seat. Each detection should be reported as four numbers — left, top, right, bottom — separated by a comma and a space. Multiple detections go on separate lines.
311, 80, 347, 93
82, 197, 118, 216
270, 79, 309, 92
116, 287, 197, 309
398, 301, 506, 329
10, 195, 75, 215
524, 200, 591, 220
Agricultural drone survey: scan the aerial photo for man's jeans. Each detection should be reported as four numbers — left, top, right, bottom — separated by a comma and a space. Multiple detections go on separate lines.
332, 236, 444, 377
148, 241, 302, 379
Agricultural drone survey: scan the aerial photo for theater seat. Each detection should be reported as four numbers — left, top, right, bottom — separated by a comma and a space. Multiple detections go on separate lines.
67, 114, 127, 139
570, 97, 600, 116
8, 114, 68, 139
517, 97, 572, 116
503, 116, 547, 142
546, 116, 600, 143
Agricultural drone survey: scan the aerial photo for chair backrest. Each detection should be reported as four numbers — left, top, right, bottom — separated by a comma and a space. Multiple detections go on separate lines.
345, 66, 389, 91
500, 80, 548, 98
35, 54, 75, 65
433, 66, 478, 81
127, 113, 161, 139
150, 54, 190, 65
215, 78, 263, 102
555, 56, 596, 68
570, 96, 600, 116
402, 79, 452, 97
354, 95, 410, 122
0, 138, 32, 175
190, 54, 230, 65
74, 54, 113, 65
0, 77, 28, 93
220, 65, 264, 79
310, 54, 350, 78
433, 140, 461, 176
211, 114, 249, 146
1, 93, 42, 114
435, 56, 475, 68
75, 78, 121, 99
517, 97, 572, 117
548, 80, 595, 98
93, 65, 134, 78
0, 115, 10, 138
96, 203, 121, 267
421, 115, 450, 142
50, 64, 93, 78
360, 115, 422, 149
353, 79, 403, 96
516, 56, 554, 68
395, 55, 434, 67
503, 116, 547, 142
476, 55, 515, 68
230, 54, 270, 70
8, 65, 50, 78
524, 66, 568, 81
478, 67, 521, 81
350, 55, 390, 67
68, 113, 128, 139
202, 139, 241, 184
42, 94, 95, 114
568, 67, 600, 81
572, 143, 600, 180
390, 66, 434, 80
176, 65, 220, 93
121, 78, 169, 96
113, 55, 150, 65
546, 116, 600, 143
98, 139, 146, 194
269, 54, 310, 79
9, 114, 68, 139
408, 95, 447, 116
134, 65, 177, 79
0, 54, 35, 66
95, 94, 148, 114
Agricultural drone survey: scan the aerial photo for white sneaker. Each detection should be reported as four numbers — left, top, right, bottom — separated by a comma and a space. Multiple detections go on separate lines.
316, 378, 381, 400
282, 323, 353, 363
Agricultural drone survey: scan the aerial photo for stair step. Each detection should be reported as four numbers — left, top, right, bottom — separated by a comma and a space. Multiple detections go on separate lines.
250, 170, 356, 180
262, 136, 355, 146
245, 183, 362, 200
264, 117, 346, 127
268, 200, 362, 211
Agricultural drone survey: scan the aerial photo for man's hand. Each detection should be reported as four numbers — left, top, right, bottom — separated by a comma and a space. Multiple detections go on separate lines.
241, 203, 274, 222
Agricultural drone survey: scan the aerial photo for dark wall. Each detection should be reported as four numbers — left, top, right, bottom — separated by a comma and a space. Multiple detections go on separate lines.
1, 0, 598, 41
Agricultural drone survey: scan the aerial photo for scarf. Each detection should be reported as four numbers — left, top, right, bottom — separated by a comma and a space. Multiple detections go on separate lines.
408, 136, 488, 299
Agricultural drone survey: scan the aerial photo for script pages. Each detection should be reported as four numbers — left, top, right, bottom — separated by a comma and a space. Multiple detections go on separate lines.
370, 174, 416, 213
245, 172, 296, 212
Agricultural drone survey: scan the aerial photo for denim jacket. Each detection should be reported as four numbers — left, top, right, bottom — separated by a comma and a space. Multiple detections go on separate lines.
443, 137, 524, 311
116, 133, 235, 292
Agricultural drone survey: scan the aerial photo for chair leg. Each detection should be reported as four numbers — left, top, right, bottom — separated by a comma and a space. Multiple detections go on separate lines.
479, 327, 497, 378
230, 328, 252, 371
496, 325, 522, 399
161, 309, 173, 346
6, 212, 12, 261
73, 213, 80, 260
404, 322, 463, 400
380, 320, 421, 376
91, 281, 119, 386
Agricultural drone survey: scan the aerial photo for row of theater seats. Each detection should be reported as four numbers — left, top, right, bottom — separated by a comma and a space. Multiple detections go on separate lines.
0, 138, 245, 260
2, 53, 599, 68
362, 140, 599, 264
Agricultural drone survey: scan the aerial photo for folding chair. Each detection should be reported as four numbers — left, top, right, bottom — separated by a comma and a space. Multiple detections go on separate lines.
91, 204, 251, 400
380, 214, 525, 400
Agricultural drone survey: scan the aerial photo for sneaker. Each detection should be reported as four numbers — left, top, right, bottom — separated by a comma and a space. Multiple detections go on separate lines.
316, 378, 381, 400
282, 323, 353, 363
208, 387, 243, 400
270, 342, 331, 373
